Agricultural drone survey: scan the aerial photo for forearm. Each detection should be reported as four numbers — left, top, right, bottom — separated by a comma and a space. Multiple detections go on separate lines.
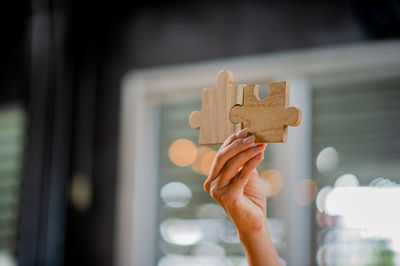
238, 220, 282, 266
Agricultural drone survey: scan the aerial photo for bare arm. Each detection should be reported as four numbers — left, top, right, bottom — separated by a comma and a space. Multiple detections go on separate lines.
203, 129, 282, 266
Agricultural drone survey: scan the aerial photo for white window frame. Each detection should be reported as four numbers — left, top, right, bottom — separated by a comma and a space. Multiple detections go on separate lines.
115, 40, 400, 266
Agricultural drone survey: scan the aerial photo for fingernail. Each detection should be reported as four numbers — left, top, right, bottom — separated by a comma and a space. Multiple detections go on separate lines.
255, 143, 266, 150
243, 135, 255, 144
236, 128, 248, 138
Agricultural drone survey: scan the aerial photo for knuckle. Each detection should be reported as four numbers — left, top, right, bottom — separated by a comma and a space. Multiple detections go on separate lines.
227, 134, 235, 143
231, 139, 242, 148
209, 186, 219, 200
203, 181, 210, 193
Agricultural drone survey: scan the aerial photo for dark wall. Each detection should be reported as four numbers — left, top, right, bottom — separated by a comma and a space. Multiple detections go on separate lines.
1, 0, 399, 265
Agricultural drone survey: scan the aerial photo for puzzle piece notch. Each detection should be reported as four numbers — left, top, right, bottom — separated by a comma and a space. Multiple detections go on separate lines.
230, 82, 302, 143
189, 70, 243, 145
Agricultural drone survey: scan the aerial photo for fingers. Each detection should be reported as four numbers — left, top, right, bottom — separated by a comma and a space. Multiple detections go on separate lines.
217, 144, 266, 188
219, 128, 248, 150
204, 134, 255, 193
229, 152, 264, 193
212, 134, 255, 177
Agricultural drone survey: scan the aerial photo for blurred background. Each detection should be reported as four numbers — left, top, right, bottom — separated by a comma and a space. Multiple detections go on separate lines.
1, 0, 400, 265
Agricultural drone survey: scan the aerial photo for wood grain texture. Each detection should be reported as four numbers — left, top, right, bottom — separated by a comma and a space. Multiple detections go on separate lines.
230, 82, 302, 143
189, 70, 243, 145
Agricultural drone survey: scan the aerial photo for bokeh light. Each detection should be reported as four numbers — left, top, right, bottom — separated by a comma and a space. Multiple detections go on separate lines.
192, 147, 214, 174
316, 147, 339, 174
160, 219, 203, 246
201, 150, 217, 176
192, 243, 226, 256
334, 174, 359, 187
315, 211, 336, 228
369, 177, 397, 187
260, 169, 284, 197
197, 203, 226, 219
0, 251, 16, 266
158, 254, 234, 266
218, 220, 240, 244
324, 186, 400, 252
169, 138, 197, 167
316, 186, 332, 213
295, 179, 318, 206
268, 218, 285, 243
70, 173, 93, 212
160, 182, 192, 208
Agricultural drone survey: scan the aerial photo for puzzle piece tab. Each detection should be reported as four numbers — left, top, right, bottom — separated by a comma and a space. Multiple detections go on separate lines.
189, 70, 244, 145
230, 82, 302, 143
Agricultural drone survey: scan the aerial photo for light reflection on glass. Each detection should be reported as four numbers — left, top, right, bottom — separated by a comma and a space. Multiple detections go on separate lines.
160, 182, 192, 208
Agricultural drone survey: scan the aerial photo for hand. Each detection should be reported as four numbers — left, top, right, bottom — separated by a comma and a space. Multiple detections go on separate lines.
204, 130, 282, 266
203, 129, 267, 235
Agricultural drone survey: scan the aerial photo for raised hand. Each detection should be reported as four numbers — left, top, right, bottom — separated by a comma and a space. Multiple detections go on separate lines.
203, 129, 266, 235
203, 129, 282, 266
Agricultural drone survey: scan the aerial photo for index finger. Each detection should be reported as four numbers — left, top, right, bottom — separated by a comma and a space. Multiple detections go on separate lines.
219, 128, 248, 151
204, 134, 256, 192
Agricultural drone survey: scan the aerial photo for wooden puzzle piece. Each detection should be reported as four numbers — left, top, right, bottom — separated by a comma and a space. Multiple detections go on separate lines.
189, 70, 244, 145
230, 82, 302, 143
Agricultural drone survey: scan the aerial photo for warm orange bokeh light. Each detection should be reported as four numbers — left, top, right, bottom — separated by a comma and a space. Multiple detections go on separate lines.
260, 169, 284, 197
295, 179, 318, 206
191, 147, 213, 174
256, 165, 264, 173
168, 138, 197, 167
201, 150, 217, 176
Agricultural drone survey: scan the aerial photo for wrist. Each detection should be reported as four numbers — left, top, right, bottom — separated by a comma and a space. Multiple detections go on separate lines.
238, 218, 269, 244
238, 219, 282, 266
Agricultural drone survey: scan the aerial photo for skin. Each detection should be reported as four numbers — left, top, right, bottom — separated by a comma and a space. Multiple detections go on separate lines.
204, 129, 282, 266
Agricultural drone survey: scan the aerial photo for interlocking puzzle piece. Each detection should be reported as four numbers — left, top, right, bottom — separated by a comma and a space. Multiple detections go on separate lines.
230, 82, 302, 143
189, 70, 244, 145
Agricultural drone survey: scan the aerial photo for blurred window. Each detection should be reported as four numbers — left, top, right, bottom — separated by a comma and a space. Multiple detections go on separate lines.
0, 105, 26, 266
312, 76, 400, 266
